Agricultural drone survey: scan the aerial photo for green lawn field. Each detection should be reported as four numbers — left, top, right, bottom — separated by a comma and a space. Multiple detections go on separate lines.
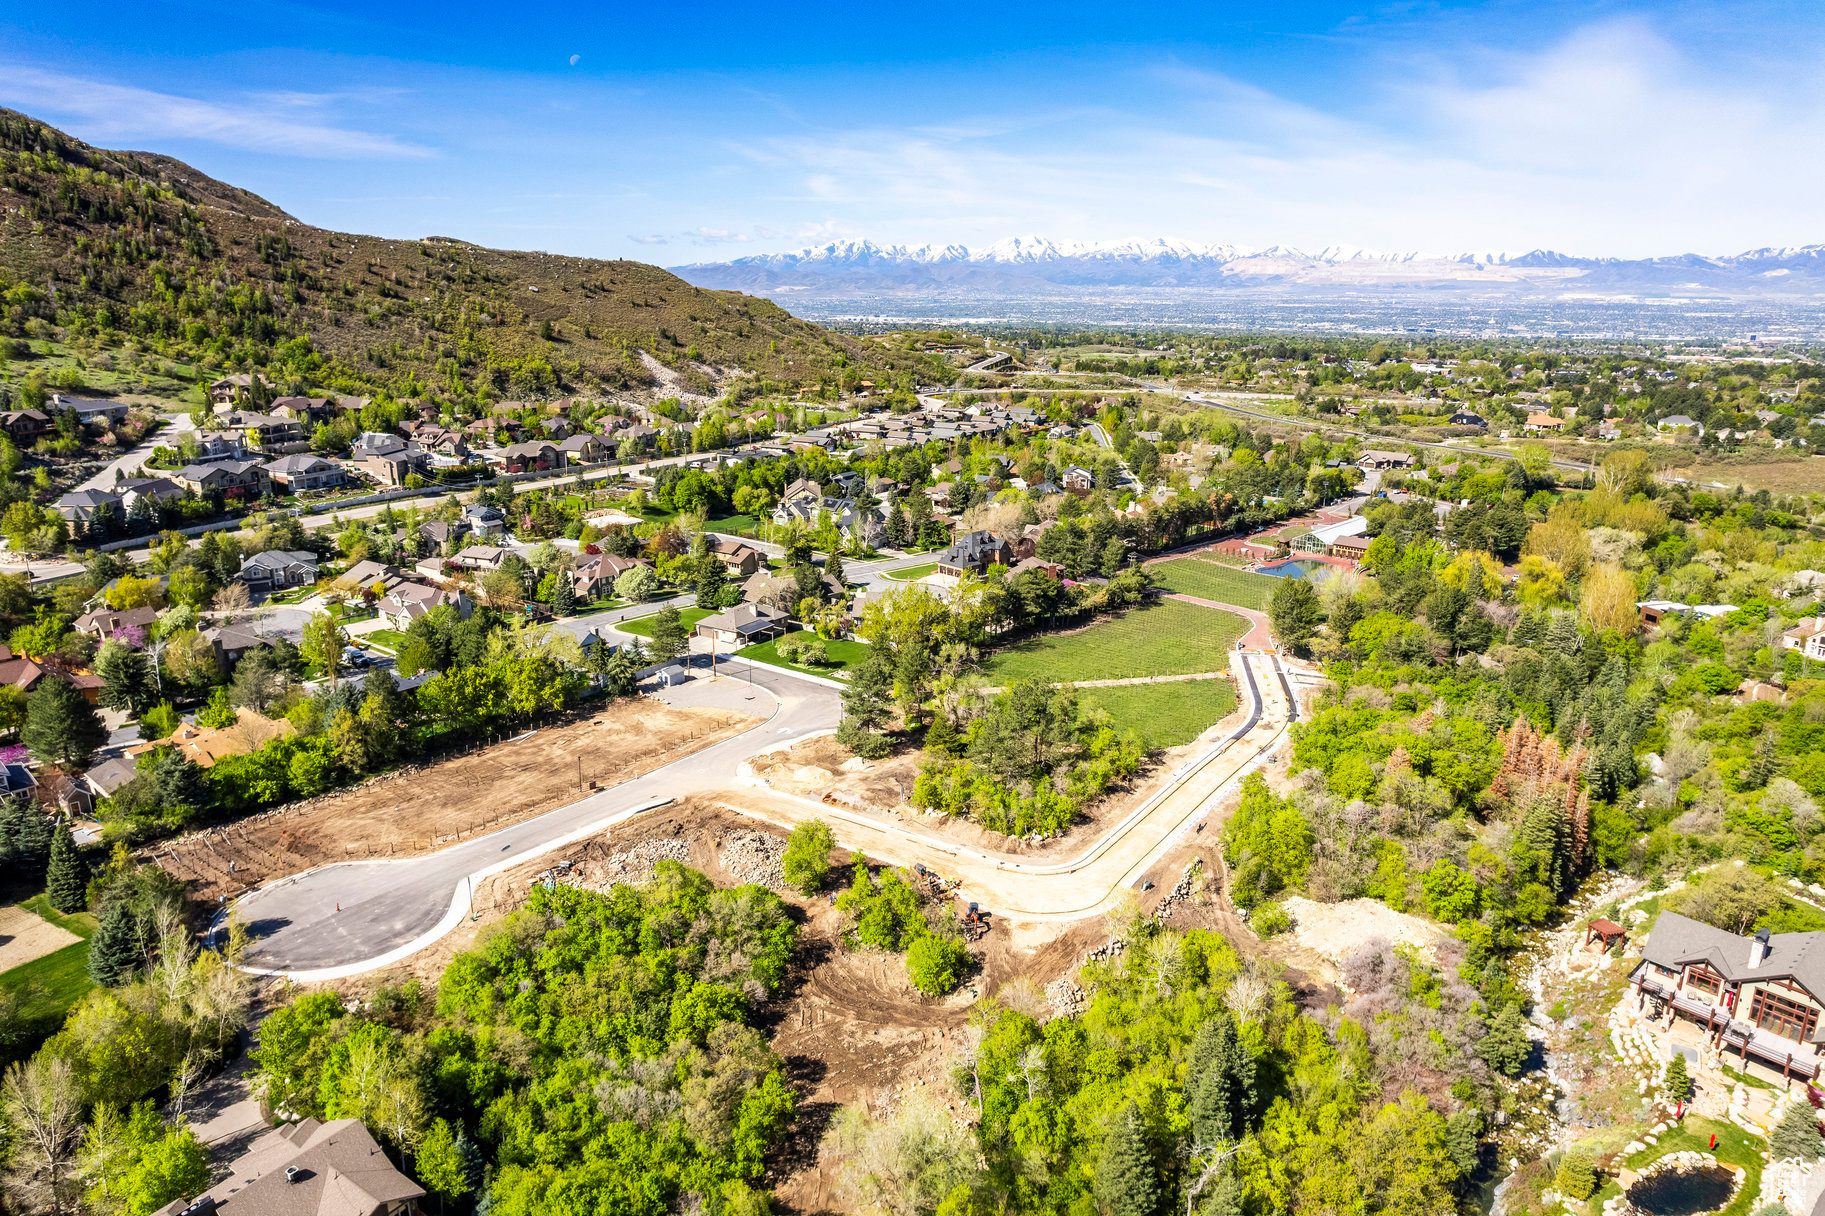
1078, 678, 1239, 749
737, 630, 871, 678
982, 599, 1248, 684
884, 562, 939, 581
0, 896, 98, 1061
363, 629, 410, 652
1146, 559, 1279, 611
618, 606, 712, 638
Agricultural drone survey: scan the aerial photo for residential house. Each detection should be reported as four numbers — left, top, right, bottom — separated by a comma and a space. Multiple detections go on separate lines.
115, 477, 183, 514
1522, 413, 1566, 434
490, 440, 560, 473
1659, 414, 1707, 437
200, 623, 270, 667
336, 560, 403, 595
51, 396, 130, 425
1330, 534, 1374, 563
82, 757, 137, 806
154, 1116, 424, 1216
1061, 465, 1095, 493
709, 538, 764, 577
0, 646, 47, 693
53, 488, 121, 529
781, 478, 822, 506
73, 605, 158, 641
558, 433, 607, 464
461, 503, 505, 538
0, 409, 51, 442
268, 396, 332, 424
1356, 450, 1415, 471
207, 372, 266, 405
448, 545, 511, 572
1448, 411, 1487, 428
190, 432, 252, 464
128, 710, 295, 768
417, 518, 469, 552
236, 549, 320, 594
263, 454, 345, 493
1637, 600, 1740, 629
570, 553, 649, 600
175, 460, 269, 499
1781, 618, 1825, 664
938, 530, 1017, 577
348, 433, 429, 485
1630, 913, 1825, 1084
213, 410, 308, 453
376, 582, 472, 629
695, 602, 789, 647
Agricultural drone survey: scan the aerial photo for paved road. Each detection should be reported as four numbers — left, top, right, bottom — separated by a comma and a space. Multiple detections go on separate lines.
72, 413, 193, 493
234, 658, 839, 975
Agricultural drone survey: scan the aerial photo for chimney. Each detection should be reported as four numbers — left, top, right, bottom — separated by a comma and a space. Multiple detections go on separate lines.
1749, 927, 1773, 969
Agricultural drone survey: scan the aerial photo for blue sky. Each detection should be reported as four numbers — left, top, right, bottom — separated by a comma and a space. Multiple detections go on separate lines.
3, 1, 1821, 261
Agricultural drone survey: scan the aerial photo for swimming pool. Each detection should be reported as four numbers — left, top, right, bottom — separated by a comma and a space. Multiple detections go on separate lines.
1255, 559, 1337, 584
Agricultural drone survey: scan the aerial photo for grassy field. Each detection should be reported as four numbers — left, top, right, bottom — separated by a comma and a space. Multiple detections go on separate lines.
737, 630, 871, 678
884, 562, 939, 581
0, 896, 98, 1057
362, 629, 410, 652
1146, 559, 1279, 611
619, 606, 712, 638
1663, 457, 1824, 495
1078, 678, 1239, 749
983, 599, 1249, 684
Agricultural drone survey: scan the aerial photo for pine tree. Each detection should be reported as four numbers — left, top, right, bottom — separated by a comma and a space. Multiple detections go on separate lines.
649, 605, 687, 662
1187, 1011, 1257, 1145
94, 640, 154, 716
45, 825, 86, 914
1663, 1052, 1693, 1103
1094, 1104, 1161, 1216
1478, 1003, 1532, 1076
925, 713, 961, 757
21, 678, 108, 770
552, 575, 576, 617
825, 551, 845, 587
86, 899, 140, 987
1769, 1099, 1823, 1161
885, 502, 908, 548
603, 650, 636, 697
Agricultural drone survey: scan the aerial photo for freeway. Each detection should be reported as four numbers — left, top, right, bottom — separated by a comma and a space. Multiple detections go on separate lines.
231, 639, 1294, 978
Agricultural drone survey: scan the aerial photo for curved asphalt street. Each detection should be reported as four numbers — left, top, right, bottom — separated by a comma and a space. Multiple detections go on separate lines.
234, 659, 839, 975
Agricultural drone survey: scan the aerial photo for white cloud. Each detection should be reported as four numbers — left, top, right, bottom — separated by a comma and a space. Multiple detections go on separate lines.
0, 66, 433, 159
714, 19, 1825, 258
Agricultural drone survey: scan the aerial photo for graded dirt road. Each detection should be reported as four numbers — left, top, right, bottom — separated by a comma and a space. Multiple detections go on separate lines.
229, 647, 1296, 979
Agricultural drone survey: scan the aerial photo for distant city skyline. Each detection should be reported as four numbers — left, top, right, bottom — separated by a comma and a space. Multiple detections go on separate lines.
2, 1, 1821, 262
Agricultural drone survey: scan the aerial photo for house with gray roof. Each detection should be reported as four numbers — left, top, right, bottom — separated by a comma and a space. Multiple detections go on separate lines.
236, 549, 319, 593
264, 453, 345, 492
155, 1116, 423, 1216
1631, 911, 1825, 1083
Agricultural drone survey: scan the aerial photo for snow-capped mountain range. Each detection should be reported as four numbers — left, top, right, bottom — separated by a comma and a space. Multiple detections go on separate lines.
671, 236, 1825, 296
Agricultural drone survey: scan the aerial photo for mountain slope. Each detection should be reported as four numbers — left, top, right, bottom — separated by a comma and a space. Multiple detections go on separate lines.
674, 236, 1825, 296
0, 110, 908, 400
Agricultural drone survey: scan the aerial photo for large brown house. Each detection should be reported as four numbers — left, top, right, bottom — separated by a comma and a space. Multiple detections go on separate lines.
1631, 912, 1825, 1083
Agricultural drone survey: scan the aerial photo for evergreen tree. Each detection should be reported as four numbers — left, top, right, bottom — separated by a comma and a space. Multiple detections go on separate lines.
925, 713, 961, 757
837, 645, 895, 759
1478, 1003, 1532, 1076
1187, 1010, 1257, 1144
0, 795, 48, 875
86, 899, 140, 987
21, 678, 108, 769
152, 752, 210, 818
1094, 1104, 1160, 1216
885, 502, 909, 548
94, 640, 155, 716
552, 575, 576, 617
825, 551, 845, 586
45, 824, 86, 913
649, 605, 687, 662
1663, 1052, 1693, 1103
1770, 1099, 1823, 1161
603, 650, 637, 697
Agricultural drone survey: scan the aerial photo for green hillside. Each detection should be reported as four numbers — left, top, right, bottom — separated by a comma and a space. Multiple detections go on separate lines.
0, 109, 928, 403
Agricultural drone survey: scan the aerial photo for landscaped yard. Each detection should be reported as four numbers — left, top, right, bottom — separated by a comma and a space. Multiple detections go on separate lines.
982, 599, 1248, 684
884, 561, 939, 582
363, 629, 411, 653
1146, 559, 1280, 610
618, 606, 713, 638
737, 630, 871, 678
0, 896, 97, 1058
1581, 1116, 1763, 1216
1077, 678, 1239, 749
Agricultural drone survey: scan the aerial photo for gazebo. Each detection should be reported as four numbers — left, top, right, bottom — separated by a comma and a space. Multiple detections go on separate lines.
1586, 918, 1627, 951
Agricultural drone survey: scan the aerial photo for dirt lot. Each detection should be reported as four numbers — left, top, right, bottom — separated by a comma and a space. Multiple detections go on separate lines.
156, 699, 757, 904
0, 905, 78, 973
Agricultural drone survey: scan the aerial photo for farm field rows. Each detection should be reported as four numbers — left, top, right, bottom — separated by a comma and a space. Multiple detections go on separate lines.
1146, 558, 1280, 610
1078, 677, 1239, 748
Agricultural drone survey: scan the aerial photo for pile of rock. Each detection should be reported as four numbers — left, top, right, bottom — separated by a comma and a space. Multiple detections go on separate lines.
718, 831, 787, 890
594, 837, 691, 887
1046, 979, 1086, 1018
1153, 866, 1201, 922
1082, 938, 1126, 967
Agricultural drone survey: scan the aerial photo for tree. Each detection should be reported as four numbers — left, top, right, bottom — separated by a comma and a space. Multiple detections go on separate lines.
196, 687, 239, 730
648, 605, 688, 663
906, 933, 968, 996
0, 1055, 82, 1216
837, 644, 895, 759
552, 575, 576, 617
80, 1101, 210, 1216
1663, 1051, 1693, 1103
1187, 1011, 1257, 1145
94, 641, 155, 717
417, 1118, 470, 1201
1478, 1003, 1532, 1076
86, 900, 140, 987
1770, 1099, 1822, 1161
1555, 1149, 1597, 1200
614, 564, 660, 603
1094, 1104, 1160, 1216
300, 611, 347, 687
782, 819, 835, 895
46, 826, 86, 914
1268, 577, 1323, 656
22, 679, 107, 769
826, 551, 846, 586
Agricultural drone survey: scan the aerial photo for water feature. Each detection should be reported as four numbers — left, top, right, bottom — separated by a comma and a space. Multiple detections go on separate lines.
1255, 558, 1337, 584
1624, 1164, 1737, 1216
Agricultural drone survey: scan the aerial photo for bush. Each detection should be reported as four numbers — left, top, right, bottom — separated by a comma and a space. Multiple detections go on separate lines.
1250, 901, 1294, 937
1555, 1150, 1596, 1201
782, 819, 834, 895
907, 933, 969, 996
1769, 1100, 1823, 1162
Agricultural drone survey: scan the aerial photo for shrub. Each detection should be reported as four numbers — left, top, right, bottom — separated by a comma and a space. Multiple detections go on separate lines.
781, 819, 834, 895
1250, 901, 1294, 937
1555, 1150, 1596, 1201
906, 933, 969, 996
